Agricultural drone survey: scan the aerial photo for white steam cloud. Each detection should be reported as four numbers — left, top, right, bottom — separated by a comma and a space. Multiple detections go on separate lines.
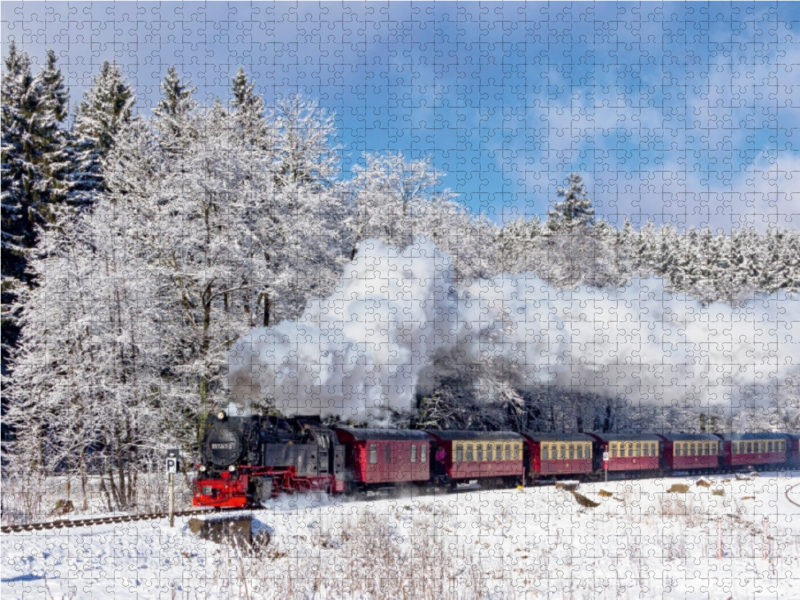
226, 238, 800, 426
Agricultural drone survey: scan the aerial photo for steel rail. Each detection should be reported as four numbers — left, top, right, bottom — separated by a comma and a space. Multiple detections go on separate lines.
1, 508, 217, 534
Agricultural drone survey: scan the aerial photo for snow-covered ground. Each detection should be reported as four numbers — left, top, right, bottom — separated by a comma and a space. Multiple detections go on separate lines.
2, 472, 799, 599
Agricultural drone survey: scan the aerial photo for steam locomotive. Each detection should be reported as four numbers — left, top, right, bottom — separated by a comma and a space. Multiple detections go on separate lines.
193, 412, 800, 509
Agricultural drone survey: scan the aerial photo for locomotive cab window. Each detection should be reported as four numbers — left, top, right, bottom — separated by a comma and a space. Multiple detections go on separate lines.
369, 444, 378, 464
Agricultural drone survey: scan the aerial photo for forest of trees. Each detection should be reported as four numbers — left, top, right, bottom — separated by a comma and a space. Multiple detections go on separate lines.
2, 46, 799, 511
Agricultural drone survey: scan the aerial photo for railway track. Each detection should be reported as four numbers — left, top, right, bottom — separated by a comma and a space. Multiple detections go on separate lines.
1, 508, 217, 535
5, 471, 799, 535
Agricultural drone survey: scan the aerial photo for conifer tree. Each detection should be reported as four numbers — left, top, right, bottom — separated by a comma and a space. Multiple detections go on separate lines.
2, 44, 69, 367
1, 42, 37, 285
547, 173, 595, 233
230, 66, 272, 152
71, 61, 135, 206
35, 49, 70, 207
152, 66, 198, 156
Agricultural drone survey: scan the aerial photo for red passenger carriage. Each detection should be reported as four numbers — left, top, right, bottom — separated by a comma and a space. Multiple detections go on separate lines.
522, 433, 594, 479
588, 433, 660, 472
716, 433, 787, 469
425, 431, 525, 487
785, 434, 800, 468
333, 428, 432, 490
656, 433, 720, 471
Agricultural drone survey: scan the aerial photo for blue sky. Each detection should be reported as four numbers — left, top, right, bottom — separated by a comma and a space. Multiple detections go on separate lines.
3, 1, 799, 230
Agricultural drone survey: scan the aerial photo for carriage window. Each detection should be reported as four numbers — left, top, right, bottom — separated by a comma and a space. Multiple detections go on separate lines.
690, 443, 696, 456
577, 445, 583, 459
610, 443, 617, 458
705, 443, 710, 455
411, 444, 417, 463
369, 444, 378, 464
542, 445, 549, 460
514, 444, 520, 460
643, 444, 649, 457
746, 442, 752, 453
587, 444, 593, 458
466, 444, 474, 462
455, 445, 462, 462
496, 444, 502, 460
633, 443, 639, 457
779, 441, 785, 452
569, 444, 575, 459
675, 444, 681, 457
620, 444, 626, 458
505, 445, 511, 460
477, 444, 484, 461
385, 445, 391, 463
487, 445, 493, 461
768, 441, 773, 453
421, 444, 427, 463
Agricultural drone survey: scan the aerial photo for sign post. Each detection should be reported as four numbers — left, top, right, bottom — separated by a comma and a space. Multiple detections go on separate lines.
166, 449, 180, 527
603, 451, 609, 483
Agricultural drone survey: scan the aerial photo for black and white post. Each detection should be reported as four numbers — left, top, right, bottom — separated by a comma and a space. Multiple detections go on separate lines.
166, 449, 180, 527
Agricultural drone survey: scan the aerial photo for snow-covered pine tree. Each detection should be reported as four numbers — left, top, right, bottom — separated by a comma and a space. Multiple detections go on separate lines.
1, 44, 70, 283
230, 66, 273, 153
1, 43, 37, 308
495, 216, 546, 274
34, 49, 71, 209
2, 44, 70, 381
547, 172, 595, 233
70, 61, 135, 207
152, 66, 198, 157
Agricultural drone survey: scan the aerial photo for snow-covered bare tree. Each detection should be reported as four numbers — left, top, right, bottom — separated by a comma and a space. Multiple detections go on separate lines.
273, 95, 338, 188
348, 153, 441, 257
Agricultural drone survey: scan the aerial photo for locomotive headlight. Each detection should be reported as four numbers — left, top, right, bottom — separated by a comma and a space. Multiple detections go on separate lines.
217, 411, 226, 420
228, 465, 236, 472
199, 465, 207, 472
